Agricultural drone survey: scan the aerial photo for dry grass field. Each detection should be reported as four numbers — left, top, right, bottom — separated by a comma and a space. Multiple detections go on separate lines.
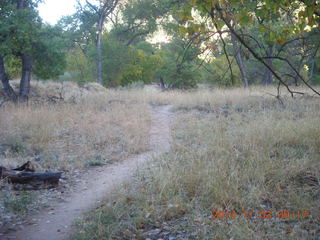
0, 81, 151, 227
72, 86, 320, 240
0, 81, 151, 170
1, 81, 319, 239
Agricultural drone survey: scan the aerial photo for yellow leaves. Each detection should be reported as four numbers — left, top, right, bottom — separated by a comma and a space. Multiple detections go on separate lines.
178, 26, 188, 36
258, 25, 267, 33
238, 12, 253, 27
178, 23, 206, 37
190, 0, 198, 5
222, 11, 227, 19
276, 37, 286, 45
200, 23, 206, 33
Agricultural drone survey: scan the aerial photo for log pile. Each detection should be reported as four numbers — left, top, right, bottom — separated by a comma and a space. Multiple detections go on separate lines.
0, 161, 63, 187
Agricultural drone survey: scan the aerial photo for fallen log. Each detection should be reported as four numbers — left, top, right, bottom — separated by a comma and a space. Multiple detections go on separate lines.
0, 162, 63, 185
13, 161, 35, 172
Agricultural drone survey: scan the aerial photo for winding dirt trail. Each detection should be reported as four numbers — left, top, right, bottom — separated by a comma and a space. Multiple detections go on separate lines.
3, 105, 172, 240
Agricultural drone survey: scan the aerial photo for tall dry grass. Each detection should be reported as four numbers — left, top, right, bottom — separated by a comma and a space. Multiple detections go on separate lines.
73, 88, 320, 240
0, 81, 151, 171
0, 81, 152, 228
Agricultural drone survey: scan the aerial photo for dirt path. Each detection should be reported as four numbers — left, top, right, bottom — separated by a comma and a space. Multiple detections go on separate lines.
3, 105, 172, 240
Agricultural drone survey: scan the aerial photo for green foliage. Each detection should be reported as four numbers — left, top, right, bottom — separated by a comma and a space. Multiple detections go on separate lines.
154, 35, 201, 89
201, 57, 242, 87
180, 0, 319, 39
116, 0, 174, 45
173, 0, 320, 89
0, 1, 67, 81
32, 25, 67, 80
65, 47, 95, 84
100, 35, 162, 87
58, 7, 97, 52
4, 56, 21, 79
0, 3, 40, 56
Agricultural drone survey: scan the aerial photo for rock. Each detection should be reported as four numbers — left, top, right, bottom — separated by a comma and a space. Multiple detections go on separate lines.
169, 237, 176, 240
147, 228, 161, 236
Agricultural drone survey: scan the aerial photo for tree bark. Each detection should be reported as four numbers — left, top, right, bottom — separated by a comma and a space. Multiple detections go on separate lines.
85, 0, 120, 85
16, 0, 32, 101
0, 167, 62, 184
0, 56, 17, 100
96, 15, 104, 85
230, 32, 249, 88
0, 161, 62, 185
159, 76, 166, 89
17, 0, 26, 8
263, 43, 273, 85
309, 42, 320, 84
19, 54, 32, 101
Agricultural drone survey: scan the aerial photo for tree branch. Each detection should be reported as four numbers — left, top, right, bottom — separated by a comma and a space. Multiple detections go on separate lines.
214, 5, 305, 97
262, 56, 320, 96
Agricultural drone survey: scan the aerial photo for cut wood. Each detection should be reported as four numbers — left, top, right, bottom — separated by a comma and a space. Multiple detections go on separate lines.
0, 161, 62, 185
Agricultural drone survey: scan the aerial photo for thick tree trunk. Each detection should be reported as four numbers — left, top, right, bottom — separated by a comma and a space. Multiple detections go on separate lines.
0, 56, 17, 100
16, 0, 32, 101
231, 32, 249, 88
263, 44, 273, 85
96, 16, 104, 85
19, 54, 32, 101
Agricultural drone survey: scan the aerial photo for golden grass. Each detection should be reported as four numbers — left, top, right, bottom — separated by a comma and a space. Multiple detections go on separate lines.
1, 81, 320, 238
0, 81, 151, 171
72, 87, 320, 240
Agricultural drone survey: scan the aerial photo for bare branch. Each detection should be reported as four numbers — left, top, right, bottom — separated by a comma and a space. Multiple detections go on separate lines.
262, 56, 320, 96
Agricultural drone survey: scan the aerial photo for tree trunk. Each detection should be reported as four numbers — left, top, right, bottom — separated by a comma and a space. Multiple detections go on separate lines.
16, 0, 32, 101
309, 43, 320, 84
19, 54, 32, 101
230, 32, 249, 88
310, 58, 315, 83
96, 16, 104, 85
17, 0, 26, 8
159, 76, 166, 89
263, 44, 273, 85
0, 56, 17, 100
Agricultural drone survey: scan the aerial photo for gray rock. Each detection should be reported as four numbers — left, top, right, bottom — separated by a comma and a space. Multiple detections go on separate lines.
147, 228, 161, 236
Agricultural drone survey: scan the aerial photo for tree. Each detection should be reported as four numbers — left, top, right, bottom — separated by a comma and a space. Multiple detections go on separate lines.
61, 0, 178, 87
154, 34, 202, 89
78, 0, 120, 85
0, 0, 66, 101
101, 34, 162, 87
174, 0, 320, 96
229, 23, 249, 88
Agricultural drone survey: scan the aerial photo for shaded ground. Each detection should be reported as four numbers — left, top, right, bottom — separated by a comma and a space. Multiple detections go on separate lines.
2, 105, 172, 240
